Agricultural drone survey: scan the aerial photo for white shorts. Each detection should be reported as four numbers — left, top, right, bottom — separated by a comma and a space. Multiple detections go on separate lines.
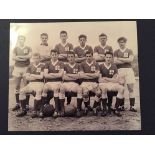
62, 82, 81, 93
118, 68, 135, 84
12, 66, 28, 78
81, 82, 98, 92
44, 82, 62, 91
99, 82, 123, 92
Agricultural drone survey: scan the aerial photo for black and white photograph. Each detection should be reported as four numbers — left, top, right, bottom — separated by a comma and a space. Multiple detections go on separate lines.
8, 21, 141, 131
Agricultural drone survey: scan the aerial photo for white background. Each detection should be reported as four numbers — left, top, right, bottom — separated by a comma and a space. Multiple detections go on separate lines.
0, 0, 155, 154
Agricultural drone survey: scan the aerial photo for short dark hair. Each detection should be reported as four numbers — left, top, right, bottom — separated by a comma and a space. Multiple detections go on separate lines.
117, 37, 127, 43
79, 34, 87, 40
50, 49, 59, 55
105, 51, 113, 57
60, 31, 67, 36
67, 51, 75, 57
32, 52, 41, 58
99, 33, 107, 38
41, 33, 48, 38
85, 50, 93, 56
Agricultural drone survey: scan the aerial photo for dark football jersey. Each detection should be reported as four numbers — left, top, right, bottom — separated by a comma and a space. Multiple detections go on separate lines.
26, 63, 45, 82
114, 48, 133, 69
94, 45, 113, 55
64, 63, 80, 83
74, 45, 93, 58
99, 63, 118, 78
80, 60, 99, 82
45, 60, 64, 82
13, 46, 32, 67
54, 43, 73, 62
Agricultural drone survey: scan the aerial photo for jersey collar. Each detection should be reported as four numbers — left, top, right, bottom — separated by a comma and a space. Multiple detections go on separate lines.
100, 44, 107, 49
120, 48, 127, 53
33, 63, 41, 68
80, 45, 87, 50
68, 63, 76, 68
86, 60, 94, 66
51, 60, 58, 66
61, 42, 68, 47
103, 62, 111, 69
41, 43, 48, 46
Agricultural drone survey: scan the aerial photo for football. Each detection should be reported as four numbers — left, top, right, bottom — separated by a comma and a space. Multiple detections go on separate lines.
65, 104, 76, 117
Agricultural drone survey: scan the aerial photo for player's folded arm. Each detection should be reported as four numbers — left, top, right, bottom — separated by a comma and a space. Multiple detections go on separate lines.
105, 74, 119, 83
30, 72, 44, 80
117, 55, 134, 63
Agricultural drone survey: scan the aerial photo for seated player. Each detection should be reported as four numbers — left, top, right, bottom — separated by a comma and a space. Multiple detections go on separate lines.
41, 50, 64, 118
59, 51, 83, 117
16, 53, 45, 118
79, 51, 101, 115
98, 51, 124, 117
74, 34, 93, 63
94, 33, 113, 62
12, 35, 32, 112
36, 33, 52, 63
54, 31, 73, 62
114, 37, 137, 112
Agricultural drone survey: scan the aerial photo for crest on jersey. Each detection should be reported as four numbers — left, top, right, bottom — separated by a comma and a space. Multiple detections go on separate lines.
123, 52, 129, 58
73, 69, 78, 74
23, 48, 29, 54
55, 65, 60, 70
109, 70, 114, 75
91, 66, 96, 72
36, 67, 41, 73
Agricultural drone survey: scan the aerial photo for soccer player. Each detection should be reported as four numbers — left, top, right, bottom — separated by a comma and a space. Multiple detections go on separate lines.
59, 51, 83, 117
36, 33, 52, 63
74, 34, 93, 63
12, 35, 32, 112
94, 33, 113, 62
54, 31, 73, 62
79, 51, 101, 115
114, 37, 137, 112
16, 53, 45, 118
98, 51, 124, 117
41, 50, 64, 118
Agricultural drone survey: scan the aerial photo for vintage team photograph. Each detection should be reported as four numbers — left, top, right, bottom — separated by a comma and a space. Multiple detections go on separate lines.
8, 21, 141, 131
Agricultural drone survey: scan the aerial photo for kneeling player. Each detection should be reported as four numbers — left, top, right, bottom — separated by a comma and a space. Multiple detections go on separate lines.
98, 51, 124, 117
42, 50, 64, 117
79, 51, 101, 115
16, 53, 45, 118
59, 51, 83, 117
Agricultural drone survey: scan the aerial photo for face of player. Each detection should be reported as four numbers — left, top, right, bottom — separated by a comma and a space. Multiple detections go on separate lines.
105, 54, 113, 64
41, 35, 48, 44
99, 36, 107, 45
119, 40, 126, 49
86, 53, 93, 63
68, 54, 75, 64
18, 37, 25, 46
32, 56, 40, 65
51, 52, 59, 62
60, 33, 68, 43
79, 37, 86, 47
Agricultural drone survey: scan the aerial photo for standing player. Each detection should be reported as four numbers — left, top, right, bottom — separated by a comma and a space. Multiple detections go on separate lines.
59, 51, 83, 117
74, 34, 93, 63
41, 50, 64, 117
36, 33, 53, 105
36, 33, 52, 63
16, 53, 45, 118
12, 35, 32, 112
114, 37, 137, 112
94, 33, 113, 62
54, 31, 73, 62
79, 51, 101, 115
98, 51, 124, 117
